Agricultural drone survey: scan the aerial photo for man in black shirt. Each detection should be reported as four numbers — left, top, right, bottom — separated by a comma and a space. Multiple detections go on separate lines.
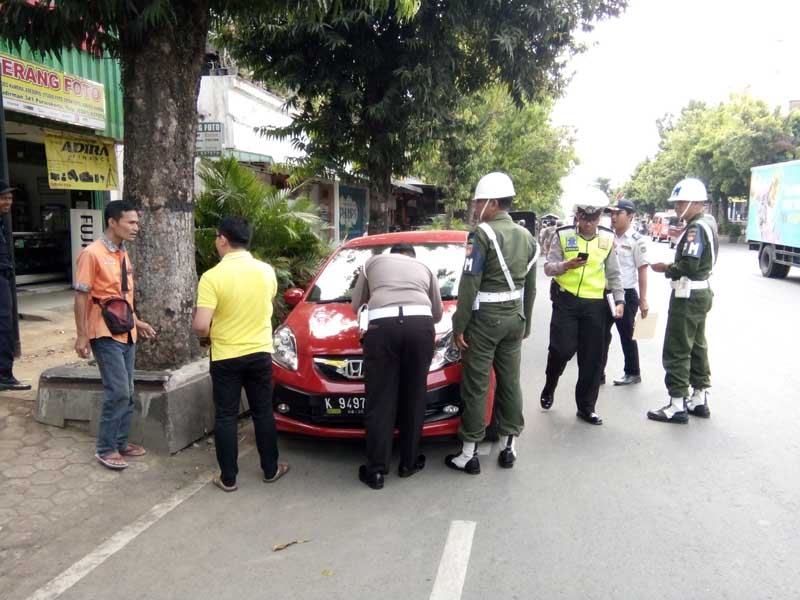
0, 180, 28, 391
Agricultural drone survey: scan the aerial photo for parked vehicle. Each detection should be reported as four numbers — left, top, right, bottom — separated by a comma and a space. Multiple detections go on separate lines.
747, 160, 800, 278
650, 211, 678, 242
271, 230, 494, 438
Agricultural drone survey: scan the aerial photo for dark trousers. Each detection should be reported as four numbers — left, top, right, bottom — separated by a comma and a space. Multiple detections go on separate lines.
210, 352, 279, 486
92, 337, 136, 456
543, 290, 607, 414
363, 315, 435, 476
0, 273, 14, 376
601, 288, 641, 376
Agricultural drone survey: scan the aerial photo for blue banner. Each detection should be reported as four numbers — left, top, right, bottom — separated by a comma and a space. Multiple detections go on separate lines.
339, 185, 367, 239
747, 161, 800, 247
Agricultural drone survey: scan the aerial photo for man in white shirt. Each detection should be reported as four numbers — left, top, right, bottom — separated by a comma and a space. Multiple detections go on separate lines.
602, 199, 649, 385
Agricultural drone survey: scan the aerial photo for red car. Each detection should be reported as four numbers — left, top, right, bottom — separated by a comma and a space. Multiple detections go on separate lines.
271, 230, 494, 438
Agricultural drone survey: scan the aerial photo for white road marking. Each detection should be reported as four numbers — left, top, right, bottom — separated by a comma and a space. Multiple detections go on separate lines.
429, 520, 477, 600
25, 469, 216, 600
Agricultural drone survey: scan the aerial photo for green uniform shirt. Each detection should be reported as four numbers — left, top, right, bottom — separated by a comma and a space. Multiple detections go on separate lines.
453, 212, 538, 338
665, 213, 719, 281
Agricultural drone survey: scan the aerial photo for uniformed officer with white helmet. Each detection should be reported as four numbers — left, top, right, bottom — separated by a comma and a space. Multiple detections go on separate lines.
541, 186, 625, 425
647, 178, 718, 423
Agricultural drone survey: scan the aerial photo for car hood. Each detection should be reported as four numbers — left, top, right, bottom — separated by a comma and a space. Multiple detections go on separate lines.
283, 301, 457, 355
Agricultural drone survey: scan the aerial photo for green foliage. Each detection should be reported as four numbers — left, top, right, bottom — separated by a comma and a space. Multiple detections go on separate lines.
622, 95, 799, 218
726, 222, 742, 238
414, 87, 577, 215
217, 0, 625, 191
195, 157, 329, 324
418, 216, 471, 231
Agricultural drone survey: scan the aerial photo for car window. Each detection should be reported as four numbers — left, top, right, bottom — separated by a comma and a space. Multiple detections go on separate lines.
306, 243, 465, 303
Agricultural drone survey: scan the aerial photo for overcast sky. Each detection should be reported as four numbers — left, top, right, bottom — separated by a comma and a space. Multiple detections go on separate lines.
551, 0, 800, 192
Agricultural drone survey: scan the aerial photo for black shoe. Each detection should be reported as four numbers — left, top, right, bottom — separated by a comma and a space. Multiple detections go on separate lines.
540, 388, 554, 410
647, 403, 689, 424
498, 447, 516, 469
688, 404, 711, 418
358, 465, 384, 490
576, 410, 603, 425
398, 454, 426, 478
0, 376, 31, 391
613, 374, 642, 386
445, 453, 481, 475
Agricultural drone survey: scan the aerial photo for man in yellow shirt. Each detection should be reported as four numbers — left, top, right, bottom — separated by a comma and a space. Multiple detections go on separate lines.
192, 216, 289, 492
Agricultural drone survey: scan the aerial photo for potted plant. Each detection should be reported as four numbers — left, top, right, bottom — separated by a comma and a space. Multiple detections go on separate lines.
727, 222, 742, 244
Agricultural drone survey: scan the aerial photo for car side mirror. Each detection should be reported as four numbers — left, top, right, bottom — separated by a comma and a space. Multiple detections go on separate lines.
283, 288, 305, 307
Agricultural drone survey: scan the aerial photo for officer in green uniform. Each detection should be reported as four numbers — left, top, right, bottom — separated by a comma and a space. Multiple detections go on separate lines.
648, 178, 718, 423
540, 187, 625, 425
446, 172, 538, 474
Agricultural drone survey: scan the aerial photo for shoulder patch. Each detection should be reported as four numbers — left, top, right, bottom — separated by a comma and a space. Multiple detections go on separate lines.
682, 226, 704, 258
463, 231, 485, 275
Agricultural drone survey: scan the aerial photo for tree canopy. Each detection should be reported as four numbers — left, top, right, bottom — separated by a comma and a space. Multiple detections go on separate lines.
413, 86, 577, 215
218, 0, 626, 193
620, 95, 799, 220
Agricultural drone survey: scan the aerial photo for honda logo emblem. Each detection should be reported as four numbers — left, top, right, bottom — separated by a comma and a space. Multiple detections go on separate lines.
343, 359, 364, 380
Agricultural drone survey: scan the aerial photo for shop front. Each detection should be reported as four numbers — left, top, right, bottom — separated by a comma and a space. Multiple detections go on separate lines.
1, 43, 123, 285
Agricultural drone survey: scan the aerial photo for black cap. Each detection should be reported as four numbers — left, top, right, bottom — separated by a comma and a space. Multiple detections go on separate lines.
0, 180, 17, 195
610, 198, 636, 213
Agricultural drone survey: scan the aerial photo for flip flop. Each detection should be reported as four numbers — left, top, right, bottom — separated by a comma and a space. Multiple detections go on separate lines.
263, 463, 290, 483
212, 477, 238, 492
95, 453, 128, 470
120, 443, 147, 457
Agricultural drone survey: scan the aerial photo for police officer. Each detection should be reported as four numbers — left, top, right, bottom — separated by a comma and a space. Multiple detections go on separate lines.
601, 198, 649, 385
541, 187, 624, 425
446, 172, 538, 474
351, 243, 443, 489
647, 178, 718, 423
0, 180, 28, 391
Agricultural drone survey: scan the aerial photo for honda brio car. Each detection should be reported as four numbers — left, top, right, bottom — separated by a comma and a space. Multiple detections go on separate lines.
271, 230, 493, 438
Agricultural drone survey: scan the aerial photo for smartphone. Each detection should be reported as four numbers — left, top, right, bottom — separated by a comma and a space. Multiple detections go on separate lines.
577, 252, 589, 261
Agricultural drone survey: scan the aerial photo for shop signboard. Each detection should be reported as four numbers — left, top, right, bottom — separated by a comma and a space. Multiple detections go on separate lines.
70, 209, 103, 288
196, 122, 224, 157
0, 52, 106, 130
44, 131, 119, 191
339, 185, 367, 239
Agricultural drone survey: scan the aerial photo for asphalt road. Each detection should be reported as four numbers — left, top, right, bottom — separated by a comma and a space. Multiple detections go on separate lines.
24, 242, 800, 600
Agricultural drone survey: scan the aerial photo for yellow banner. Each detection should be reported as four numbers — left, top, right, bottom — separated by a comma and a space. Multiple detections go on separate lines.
0, 52, 106, 130
44, 132, 119, 191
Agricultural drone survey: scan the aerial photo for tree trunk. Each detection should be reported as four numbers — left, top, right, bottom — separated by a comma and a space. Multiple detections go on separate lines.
120, 0, 209, 370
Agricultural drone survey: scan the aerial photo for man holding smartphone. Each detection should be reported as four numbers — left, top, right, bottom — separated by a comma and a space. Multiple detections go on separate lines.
541, 187, 624, 425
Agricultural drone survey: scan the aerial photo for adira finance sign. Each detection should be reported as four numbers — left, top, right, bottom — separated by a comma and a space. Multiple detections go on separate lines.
0, 52, 106, 130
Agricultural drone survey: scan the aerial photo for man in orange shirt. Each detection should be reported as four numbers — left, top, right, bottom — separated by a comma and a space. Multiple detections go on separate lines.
74, 201, 156, 470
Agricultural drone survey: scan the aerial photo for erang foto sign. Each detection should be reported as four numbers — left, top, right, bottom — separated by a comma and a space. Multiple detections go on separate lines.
0, 52, 106, 130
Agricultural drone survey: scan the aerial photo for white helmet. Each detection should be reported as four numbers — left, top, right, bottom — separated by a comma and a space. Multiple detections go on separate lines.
668, 178, 707, 202
574, 186, 610, 216
473, 172, 515, 201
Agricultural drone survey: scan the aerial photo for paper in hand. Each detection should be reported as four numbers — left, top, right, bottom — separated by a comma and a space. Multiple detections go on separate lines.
632, 312, 658, 340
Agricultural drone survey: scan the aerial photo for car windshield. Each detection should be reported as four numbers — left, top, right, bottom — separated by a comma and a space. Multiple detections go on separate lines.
306, 243, 465, 303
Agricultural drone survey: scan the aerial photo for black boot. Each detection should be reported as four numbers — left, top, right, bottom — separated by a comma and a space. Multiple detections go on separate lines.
498, 436, 516, 468
358, 465, 384, 489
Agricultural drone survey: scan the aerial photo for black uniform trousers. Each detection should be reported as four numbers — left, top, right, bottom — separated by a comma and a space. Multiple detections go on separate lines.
363, 315, 435, 476
601, 288, 641, 376
0, 271, 16, 377
543, 289, 607, 414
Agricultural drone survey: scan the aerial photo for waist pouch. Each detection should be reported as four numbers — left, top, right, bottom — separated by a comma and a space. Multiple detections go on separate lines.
94, 297, 134, 335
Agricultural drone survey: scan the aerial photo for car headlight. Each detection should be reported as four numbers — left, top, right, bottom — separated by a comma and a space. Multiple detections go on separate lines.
272, 326, 298, 371
429, 330, 461, 372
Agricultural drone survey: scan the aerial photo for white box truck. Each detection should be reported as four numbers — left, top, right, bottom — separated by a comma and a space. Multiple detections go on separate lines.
747, 160, 800, 278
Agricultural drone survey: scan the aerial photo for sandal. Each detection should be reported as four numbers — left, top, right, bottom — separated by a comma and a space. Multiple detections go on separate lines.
95, 452, 128, 470
120, 443, 147, 457
212, 476, 238, 492
263, 463, 290, 483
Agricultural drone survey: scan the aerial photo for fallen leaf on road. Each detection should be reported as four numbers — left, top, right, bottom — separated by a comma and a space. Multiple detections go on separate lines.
272, 539, 310, 552
322, 569, 334, 577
